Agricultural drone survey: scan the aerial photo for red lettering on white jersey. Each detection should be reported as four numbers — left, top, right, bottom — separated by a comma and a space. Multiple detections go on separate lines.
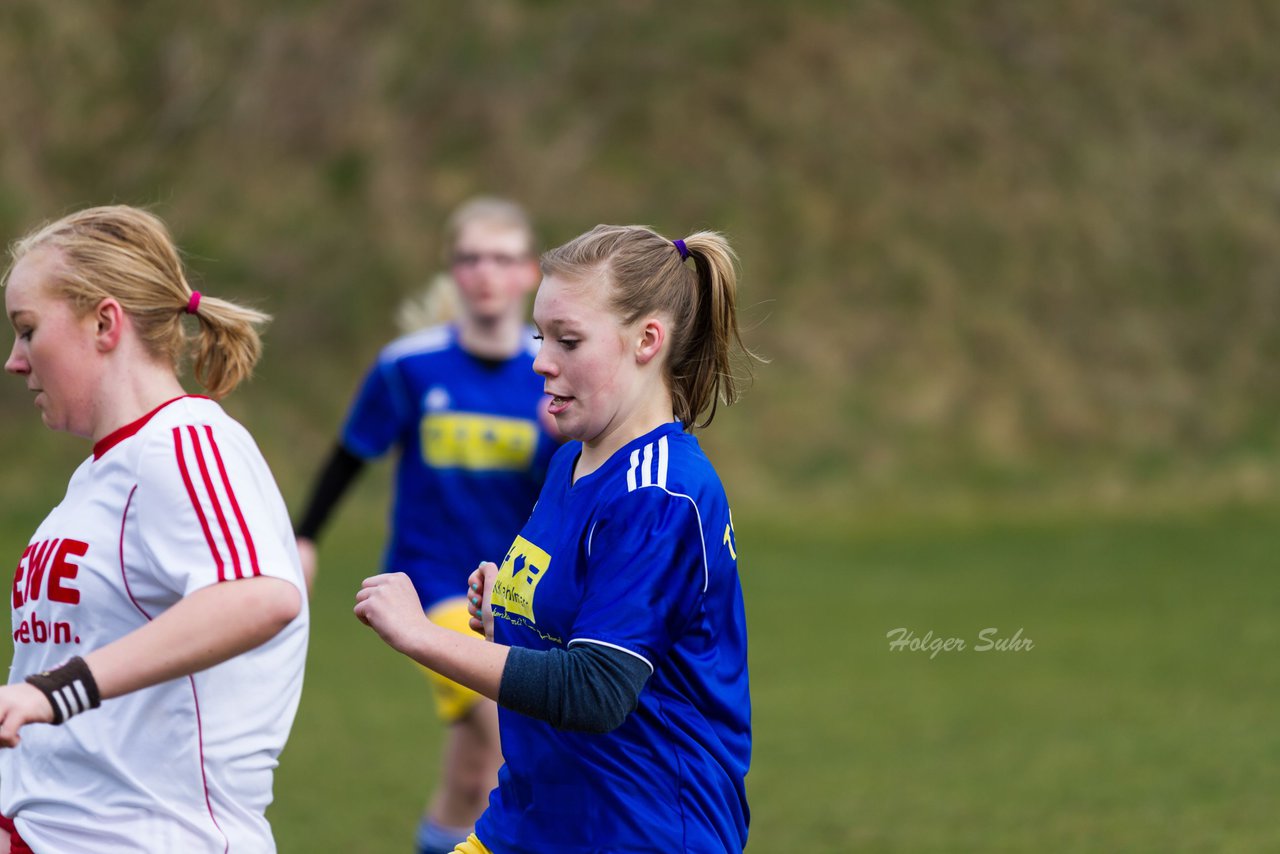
11, 543, 34, 608
25, 538, 59, 604
12, 538, 87, 608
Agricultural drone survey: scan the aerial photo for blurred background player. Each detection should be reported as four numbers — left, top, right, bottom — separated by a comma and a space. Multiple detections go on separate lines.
0, 205, 308, 853
354, 224, 754, 853
294, 197, 559, 854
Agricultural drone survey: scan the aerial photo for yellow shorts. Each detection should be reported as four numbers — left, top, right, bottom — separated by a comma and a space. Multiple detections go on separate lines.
420, 597, 486, 723
452, 833, 492, 854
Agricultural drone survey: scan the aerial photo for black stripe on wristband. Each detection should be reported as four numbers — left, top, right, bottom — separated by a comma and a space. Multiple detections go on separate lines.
25, 656, 102, 725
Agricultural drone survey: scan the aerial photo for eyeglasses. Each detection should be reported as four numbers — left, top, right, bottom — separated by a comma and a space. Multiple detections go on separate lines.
451, 251, 531, 269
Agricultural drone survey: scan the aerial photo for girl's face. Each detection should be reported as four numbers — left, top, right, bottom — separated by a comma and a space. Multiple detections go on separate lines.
532, 273, 638, 447
450, 221, 540, 322
5, 248, 102, 437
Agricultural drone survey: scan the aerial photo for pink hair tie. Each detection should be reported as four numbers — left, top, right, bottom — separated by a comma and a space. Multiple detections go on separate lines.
185, 291, 202, 315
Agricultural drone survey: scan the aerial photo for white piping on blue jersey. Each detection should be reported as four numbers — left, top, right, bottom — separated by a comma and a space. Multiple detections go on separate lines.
624, 435, 709, 592
568, 638, 655, 674
380, 324, 451, 363
586, 520, 598, 557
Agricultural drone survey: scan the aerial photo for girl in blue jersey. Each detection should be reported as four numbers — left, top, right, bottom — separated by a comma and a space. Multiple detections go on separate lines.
295, 198, 559, 854
356, 225, 755, 853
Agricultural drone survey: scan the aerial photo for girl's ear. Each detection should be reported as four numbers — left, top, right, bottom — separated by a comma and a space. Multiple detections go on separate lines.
635, 317, 666, 366
94, 298, 126, 352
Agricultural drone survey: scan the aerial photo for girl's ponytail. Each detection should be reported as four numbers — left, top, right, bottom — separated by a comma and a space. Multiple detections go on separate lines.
186, 291, 270, 399
540, 225, 761, 430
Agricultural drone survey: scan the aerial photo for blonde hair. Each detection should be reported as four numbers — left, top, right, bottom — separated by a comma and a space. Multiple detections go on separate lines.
541, 225, 756, 429
396, 273, 461, 333
442, 196, 535, 260
4, 205, 268, 399
396, 196, 536, 333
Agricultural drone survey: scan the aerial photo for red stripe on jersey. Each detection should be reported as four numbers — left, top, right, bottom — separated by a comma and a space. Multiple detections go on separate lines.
187, 426, 244, 580
173, 427, 226, 582
204, 425, 260, 577
123, 483, 228, 853
188, 675, 230, 854
119, 485, 155, 621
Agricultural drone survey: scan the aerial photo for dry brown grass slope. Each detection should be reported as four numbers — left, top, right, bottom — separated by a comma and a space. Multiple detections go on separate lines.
0, 1, 1277, 522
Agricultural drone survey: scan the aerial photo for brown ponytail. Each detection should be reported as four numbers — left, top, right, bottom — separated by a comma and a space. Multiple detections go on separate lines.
677, 231, 750, 428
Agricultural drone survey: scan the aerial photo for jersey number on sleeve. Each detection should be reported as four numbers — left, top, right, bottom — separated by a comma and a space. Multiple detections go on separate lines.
723, 510, 738, 561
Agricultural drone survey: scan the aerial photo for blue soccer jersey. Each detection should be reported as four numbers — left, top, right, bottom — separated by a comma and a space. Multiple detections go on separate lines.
341, 324, 558, 608
477, 421, 751, 853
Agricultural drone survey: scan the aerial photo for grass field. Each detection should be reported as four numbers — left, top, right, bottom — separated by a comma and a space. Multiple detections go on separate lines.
252, 498, 1280, 852
0, 492, 1275, 851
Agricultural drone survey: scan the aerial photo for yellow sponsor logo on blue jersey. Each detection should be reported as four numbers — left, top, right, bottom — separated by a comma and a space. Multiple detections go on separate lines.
492, 535, 551, 622
421, 413, 537, 471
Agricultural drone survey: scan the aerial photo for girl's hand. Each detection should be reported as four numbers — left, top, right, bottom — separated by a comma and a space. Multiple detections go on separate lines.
0, 682, 55, 749
467, 562, 498, 642
354, 573, 430, 655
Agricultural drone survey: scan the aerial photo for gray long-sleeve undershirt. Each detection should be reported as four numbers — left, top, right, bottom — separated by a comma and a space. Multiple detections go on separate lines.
498, 643, 652, 734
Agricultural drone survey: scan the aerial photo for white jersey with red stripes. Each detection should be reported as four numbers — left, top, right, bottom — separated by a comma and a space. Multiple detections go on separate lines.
0, 396, 308, 853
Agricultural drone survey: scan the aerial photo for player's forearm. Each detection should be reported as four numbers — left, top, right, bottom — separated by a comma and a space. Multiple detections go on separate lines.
403, 621, 509, 702
498, 644, 650, 733
84, 576, 302, 700
294, 443, 365, 541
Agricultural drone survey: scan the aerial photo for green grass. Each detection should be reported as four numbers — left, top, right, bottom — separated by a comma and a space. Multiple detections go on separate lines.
2, 499, 1276, 851
738, 506, 1279, 852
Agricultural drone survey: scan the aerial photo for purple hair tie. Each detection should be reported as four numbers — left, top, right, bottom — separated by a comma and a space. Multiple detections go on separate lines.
673, 239, 690, 261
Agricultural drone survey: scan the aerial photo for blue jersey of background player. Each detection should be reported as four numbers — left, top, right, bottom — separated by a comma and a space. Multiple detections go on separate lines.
296, 198, 558, 854
339, 323, 556, 606
355, 224, 757, 853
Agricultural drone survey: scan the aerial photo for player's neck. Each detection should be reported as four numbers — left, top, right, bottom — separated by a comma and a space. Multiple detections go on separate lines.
575, 391, 676, 482
456, 311, 525, 360
91, 357, 188, 443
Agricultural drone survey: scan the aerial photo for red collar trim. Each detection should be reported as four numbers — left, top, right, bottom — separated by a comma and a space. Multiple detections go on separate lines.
93, 395, 210, 460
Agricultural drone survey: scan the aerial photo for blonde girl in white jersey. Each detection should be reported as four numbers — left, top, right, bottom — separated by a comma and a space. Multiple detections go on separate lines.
0, 206, 308, 853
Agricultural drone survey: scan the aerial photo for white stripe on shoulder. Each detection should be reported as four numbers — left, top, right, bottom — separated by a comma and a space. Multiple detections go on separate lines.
640, 442, 653, 488
624, 435, 674, 492
657, 435, 668, 489
568, 638, 655, 674
381, 325, 452, 362
627, 448, 641, 492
